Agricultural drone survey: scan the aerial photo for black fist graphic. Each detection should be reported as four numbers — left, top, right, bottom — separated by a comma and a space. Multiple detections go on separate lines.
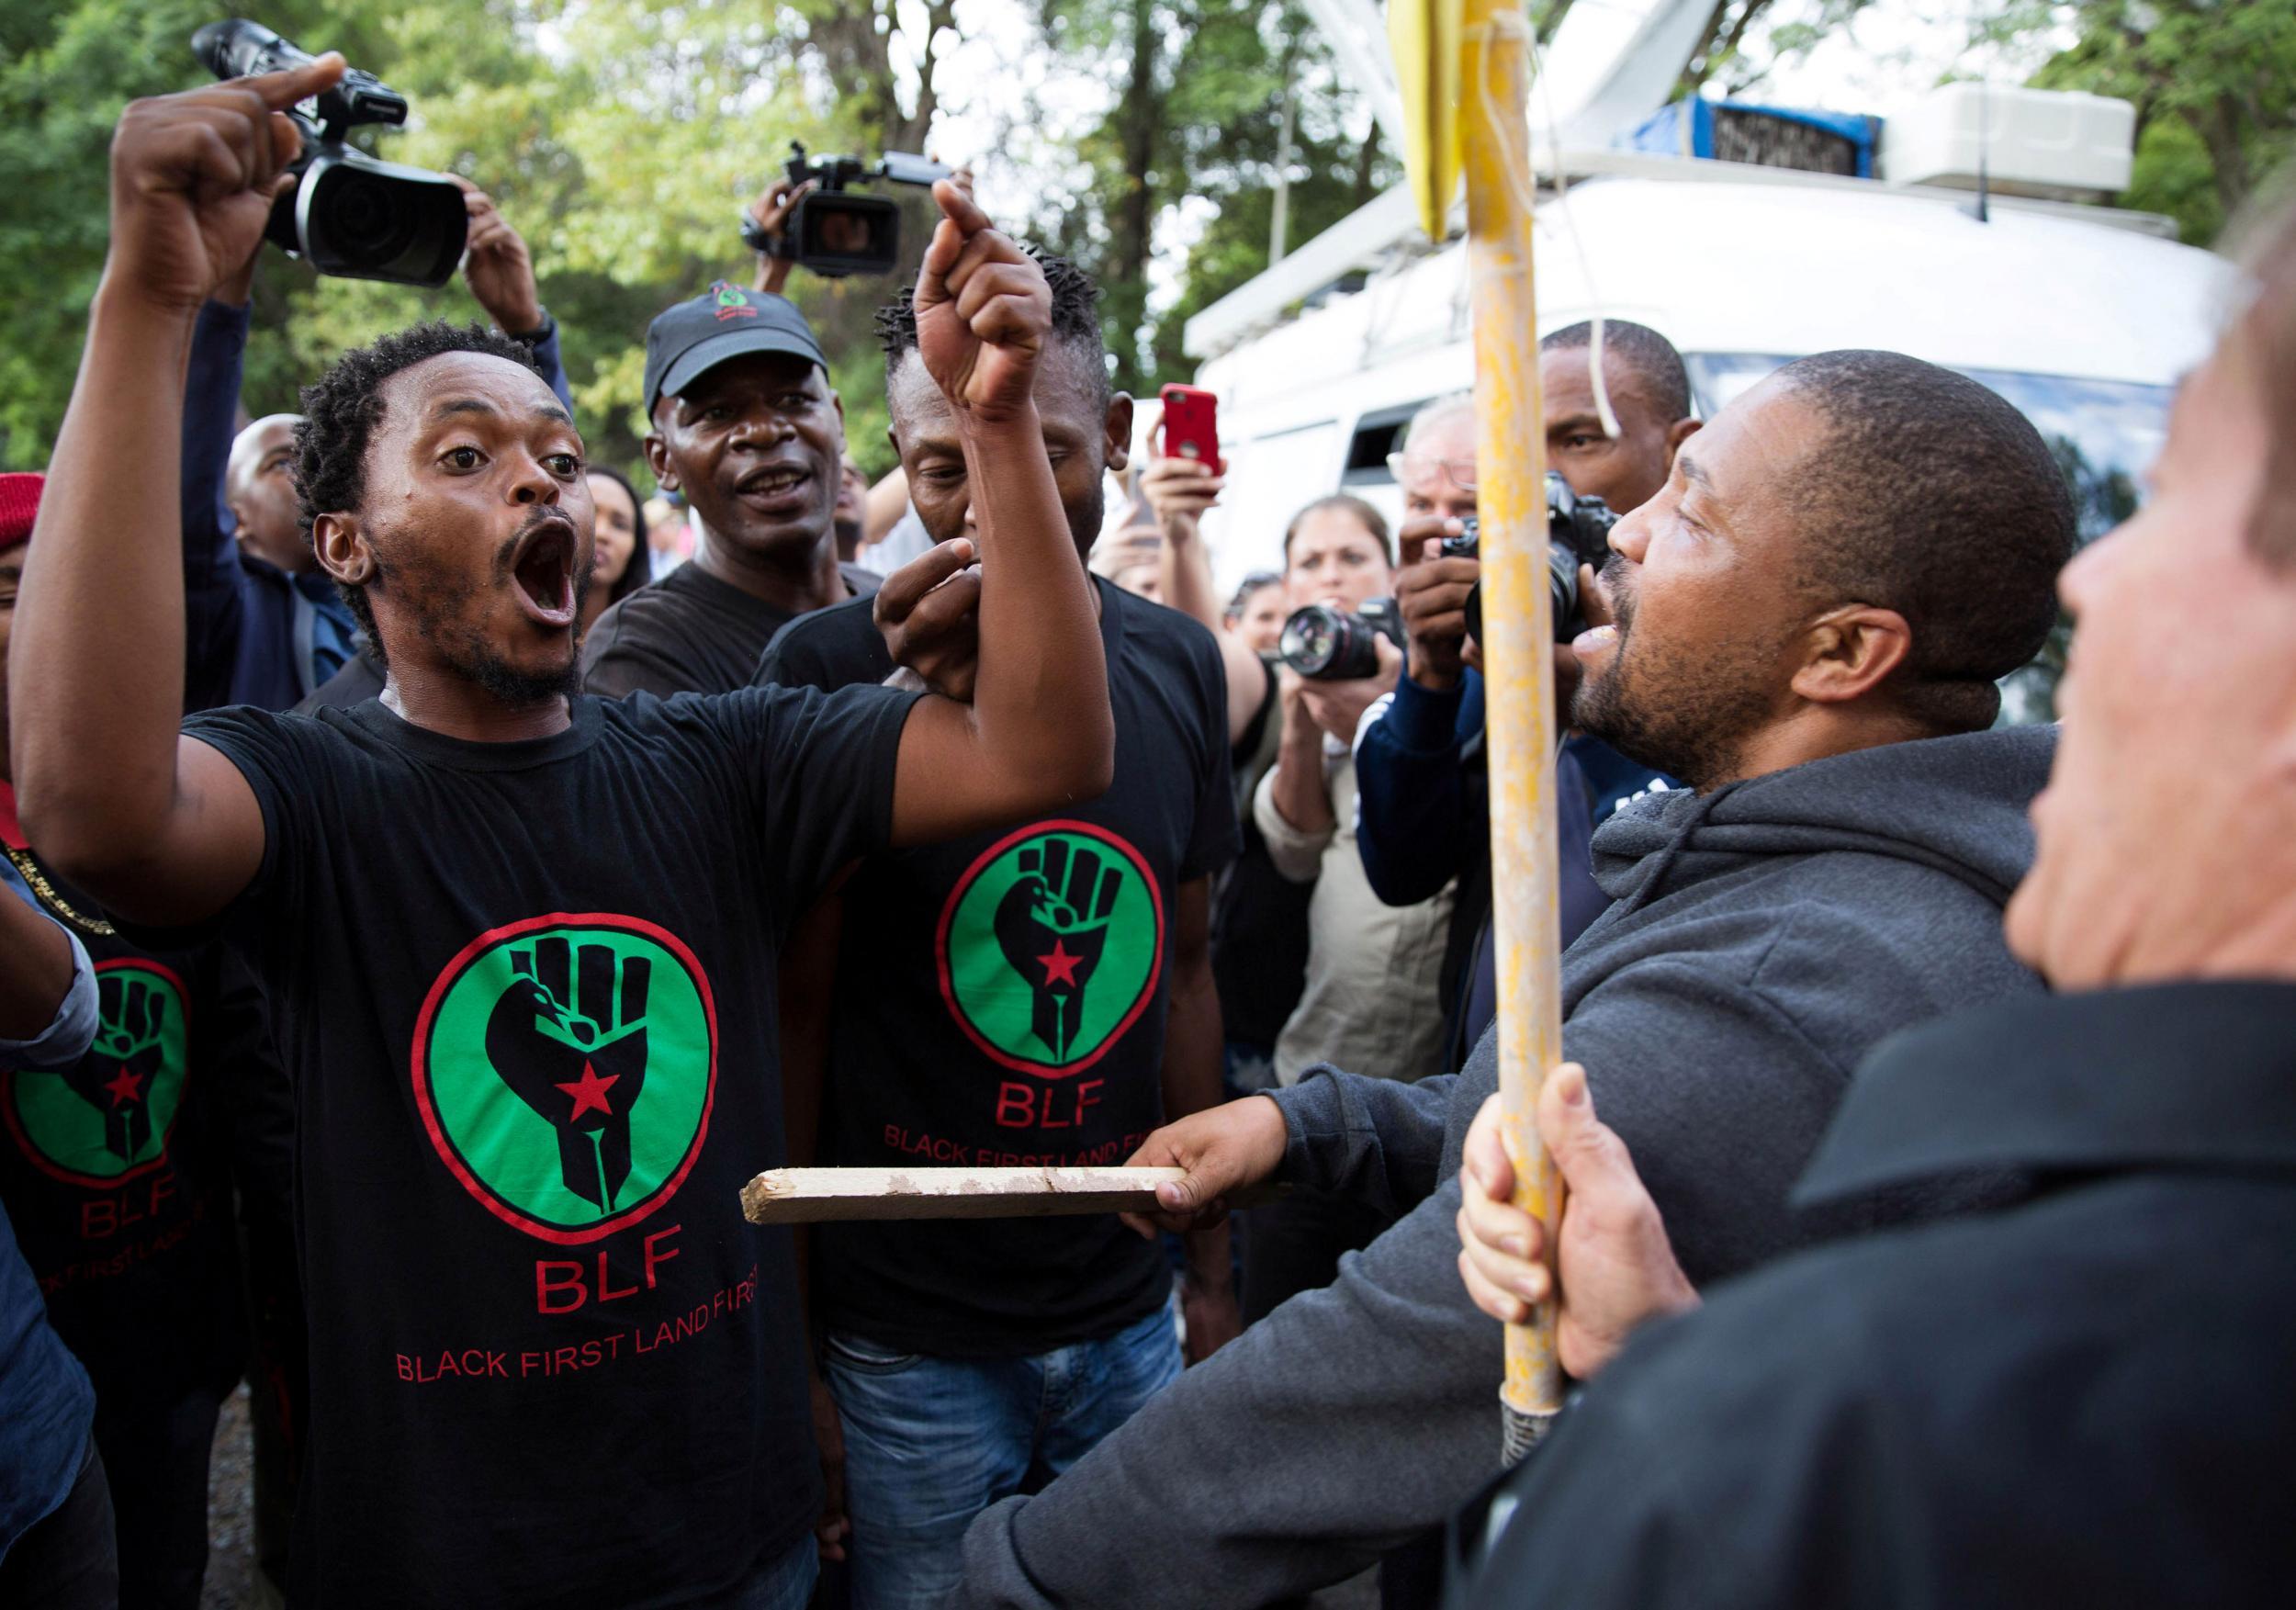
993, 838, 1121, 1063
61, 974, 169, 1162
484, 938, 652, 1212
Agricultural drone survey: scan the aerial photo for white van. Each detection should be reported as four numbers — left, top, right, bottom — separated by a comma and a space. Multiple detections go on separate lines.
1144, 144, 2228, 718
1179, 154, 2223, 587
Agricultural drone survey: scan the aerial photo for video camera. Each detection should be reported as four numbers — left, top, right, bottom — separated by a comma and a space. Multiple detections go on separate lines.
741, 141, 952, 278
1441, 471, 1620, 643
193, 19, 467, 287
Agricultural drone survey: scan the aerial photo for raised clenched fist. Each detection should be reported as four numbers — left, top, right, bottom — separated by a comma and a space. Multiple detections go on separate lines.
993, 838, 1122, 1063
105, 52, 345, 314
484, 937, 652, 1212
912, 181, 1052, 425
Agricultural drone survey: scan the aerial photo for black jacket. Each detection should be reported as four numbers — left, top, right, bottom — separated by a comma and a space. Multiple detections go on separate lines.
1456, 980, 2296, 1609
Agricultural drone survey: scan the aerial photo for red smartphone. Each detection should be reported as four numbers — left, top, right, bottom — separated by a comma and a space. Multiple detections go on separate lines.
1158, 384, 1223, 474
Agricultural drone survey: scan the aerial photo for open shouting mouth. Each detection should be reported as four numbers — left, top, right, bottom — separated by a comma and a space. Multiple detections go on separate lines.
509, 512, 580, 629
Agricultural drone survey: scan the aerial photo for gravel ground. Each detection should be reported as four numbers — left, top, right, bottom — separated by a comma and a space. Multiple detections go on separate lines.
201, 1384, 255, 1609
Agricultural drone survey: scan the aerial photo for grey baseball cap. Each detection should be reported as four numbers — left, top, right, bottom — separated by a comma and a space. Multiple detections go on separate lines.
643, 282, 826, 415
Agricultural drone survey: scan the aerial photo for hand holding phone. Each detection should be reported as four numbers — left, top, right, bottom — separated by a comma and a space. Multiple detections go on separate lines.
1157, 384, 1223, 475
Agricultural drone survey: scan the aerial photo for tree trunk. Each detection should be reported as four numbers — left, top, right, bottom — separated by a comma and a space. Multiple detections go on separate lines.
1353, 120, 1383, 204
1105, 0, 1164, 388
2183, 92, 2255, 220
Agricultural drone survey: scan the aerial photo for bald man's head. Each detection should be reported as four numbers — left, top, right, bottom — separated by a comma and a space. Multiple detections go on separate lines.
228, 413, 311, 574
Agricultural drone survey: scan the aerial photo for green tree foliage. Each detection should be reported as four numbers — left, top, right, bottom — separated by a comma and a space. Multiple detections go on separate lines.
0, 0, 962, 477
2001, 0, 2296, 245
1020, 0, 1401, 393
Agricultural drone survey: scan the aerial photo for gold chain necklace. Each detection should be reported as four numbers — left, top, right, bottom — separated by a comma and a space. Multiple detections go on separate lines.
3, 844, 114, 937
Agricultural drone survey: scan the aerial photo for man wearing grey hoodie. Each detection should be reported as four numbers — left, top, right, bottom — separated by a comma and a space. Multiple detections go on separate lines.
954, 351, 2077, 1609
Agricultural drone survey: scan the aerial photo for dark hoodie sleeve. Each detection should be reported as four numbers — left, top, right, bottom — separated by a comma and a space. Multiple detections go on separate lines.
958, 1170, 1503, 1609
182, 299, 252, 714
1266, 1065, 1458, 1218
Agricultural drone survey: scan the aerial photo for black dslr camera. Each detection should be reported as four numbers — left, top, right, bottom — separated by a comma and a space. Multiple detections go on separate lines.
742, 141, 951, 279
194, 20, 467, 287
1441, 471, 1620, 643
1278, 596, 1406, 682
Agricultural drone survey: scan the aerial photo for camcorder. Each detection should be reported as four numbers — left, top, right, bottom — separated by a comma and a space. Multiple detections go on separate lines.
194, 20, 467, 287
741, 141, 952, 278
1441, 471, 1621, 643
1278, 595, 1405, 682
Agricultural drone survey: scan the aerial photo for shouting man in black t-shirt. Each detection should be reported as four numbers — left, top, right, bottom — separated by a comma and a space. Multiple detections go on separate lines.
12, 57, 1114, 1610
580, 285, 879, 697
757, 252, 1242, 1609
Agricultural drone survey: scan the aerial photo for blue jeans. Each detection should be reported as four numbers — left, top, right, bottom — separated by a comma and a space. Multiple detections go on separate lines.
826, 1297, 1183, 1610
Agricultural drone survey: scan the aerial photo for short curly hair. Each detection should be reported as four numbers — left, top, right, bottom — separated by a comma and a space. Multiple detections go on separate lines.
873, 247, 1109, 403
295, 321, 543, 656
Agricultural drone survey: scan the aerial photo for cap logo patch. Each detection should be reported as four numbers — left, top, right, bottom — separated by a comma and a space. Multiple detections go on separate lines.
710, 280, 759, 321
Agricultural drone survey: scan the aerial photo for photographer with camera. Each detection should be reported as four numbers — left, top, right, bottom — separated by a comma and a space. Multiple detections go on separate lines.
1356, 328, 1699, 1079
15, 51, 1114, 1609
1240, 497, 1461, 1323
959, 341, 2075, 1610
179, 31, 574, 713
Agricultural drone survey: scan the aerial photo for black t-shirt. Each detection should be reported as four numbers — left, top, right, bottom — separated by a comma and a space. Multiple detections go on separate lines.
0, 828, 251, 1413
294, 642, 386, 714
760, 579, 1240, 1356
582, 559, 880, 699
179, 685, 917, 1607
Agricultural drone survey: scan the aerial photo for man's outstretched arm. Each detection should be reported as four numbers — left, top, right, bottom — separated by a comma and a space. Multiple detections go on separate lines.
962, 1172, 1504, 1608
10, 62, 341, 921
887, 183, 1113, 845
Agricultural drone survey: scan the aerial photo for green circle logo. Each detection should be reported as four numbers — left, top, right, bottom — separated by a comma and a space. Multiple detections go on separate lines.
6, 960, 189, 1187
936, 821, 1165, 1077
411, 914, 717, 1245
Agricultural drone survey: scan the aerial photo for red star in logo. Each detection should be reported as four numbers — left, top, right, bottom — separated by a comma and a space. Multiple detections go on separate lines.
102, 1066, 143, 1108
555, 1062, 620, 1121
1037, 940, 1084, 989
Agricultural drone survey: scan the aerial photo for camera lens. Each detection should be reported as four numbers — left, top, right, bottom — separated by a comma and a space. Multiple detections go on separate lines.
297, 154, 468, 287
323, 172, 418, 266
1278, 605, 1343, 679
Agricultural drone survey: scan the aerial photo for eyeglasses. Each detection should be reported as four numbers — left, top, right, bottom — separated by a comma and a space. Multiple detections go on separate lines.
1386, 452, 1477, 493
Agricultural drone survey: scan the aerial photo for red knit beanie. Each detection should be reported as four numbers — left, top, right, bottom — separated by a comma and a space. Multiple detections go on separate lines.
0, 472, 40, 554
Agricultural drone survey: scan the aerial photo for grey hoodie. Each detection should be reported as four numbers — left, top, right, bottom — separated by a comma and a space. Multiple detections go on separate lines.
957, 725, 2054, 1609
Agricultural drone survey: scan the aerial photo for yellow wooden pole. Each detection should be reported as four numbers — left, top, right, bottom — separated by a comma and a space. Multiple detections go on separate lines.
1458, 0, 1564, 1458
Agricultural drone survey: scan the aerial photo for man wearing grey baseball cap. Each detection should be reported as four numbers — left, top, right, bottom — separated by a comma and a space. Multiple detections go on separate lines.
580, 281, 877, 697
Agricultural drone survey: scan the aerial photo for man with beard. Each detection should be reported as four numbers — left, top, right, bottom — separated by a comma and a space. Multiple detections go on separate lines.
185, 176, 572, 714
951, 347, 2076, 1609
1448, 188, 2296, 1610
754, 252, 1240, 1610
580, 287, 876, 697
13, 57, 1113, 1609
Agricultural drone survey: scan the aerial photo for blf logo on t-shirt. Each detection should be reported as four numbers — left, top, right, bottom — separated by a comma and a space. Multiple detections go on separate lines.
411, 915, 717, 1245
5, 960, 189, 1187
937, 822, 1164, 1077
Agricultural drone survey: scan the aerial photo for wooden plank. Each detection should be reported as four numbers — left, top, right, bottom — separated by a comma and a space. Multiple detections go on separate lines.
741, 1165, 1273, 1225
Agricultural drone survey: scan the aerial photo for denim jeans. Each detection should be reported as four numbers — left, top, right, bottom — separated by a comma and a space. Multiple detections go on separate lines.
0, 1435, 118, 1610
825, 1296, 1182, 1610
